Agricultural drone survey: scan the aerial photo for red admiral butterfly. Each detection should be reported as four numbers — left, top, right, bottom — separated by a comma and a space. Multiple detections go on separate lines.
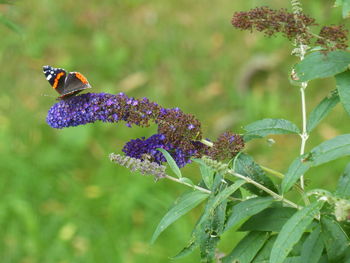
43, 65, 91, 99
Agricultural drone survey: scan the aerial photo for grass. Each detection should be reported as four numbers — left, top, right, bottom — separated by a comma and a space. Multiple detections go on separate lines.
0, 0, 349, 262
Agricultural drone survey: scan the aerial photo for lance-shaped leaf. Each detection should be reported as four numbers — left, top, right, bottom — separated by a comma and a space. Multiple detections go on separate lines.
234, 153, 277, 196
240, 207, 297, 232
199, 195, 227, 262
225, 197, 274, 231
321, 216, 350, 262
336, 163, 350, 198
300, 225, 324, 263
157, 148, 182, 179
270, 202, 323, 263
336, 70, 350, 116
306, 91, 340, 133
206, 180, 245, 215
173, 175, 243, 260
253, 235, 277, 263
193, 158, 214, 189
244, 118, 300, 139
294, 51, 350, 82
253, 234, 321, 263
222, 231, 270, 263
312, 134, 350, 165
151, 190, 209, 243
282, 155, 312, 194
282, 134, 350, 193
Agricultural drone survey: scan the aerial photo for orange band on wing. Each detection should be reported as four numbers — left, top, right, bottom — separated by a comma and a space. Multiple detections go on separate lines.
52, 72, 65, 89
75, 72, 89, 84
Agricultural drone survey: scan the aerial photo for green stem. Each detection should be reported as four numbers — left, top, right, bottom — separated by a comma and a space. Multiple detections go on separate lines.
164, 174, 241, 201
260, 165, 284, 179
290, 0, 310, 205
227, 169, 301, 209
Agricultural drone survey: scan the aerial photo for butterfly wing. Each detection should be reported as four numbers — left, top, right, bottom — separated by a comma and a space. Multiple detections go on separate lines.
43, 65, 67, 95
59, 72, 91, 99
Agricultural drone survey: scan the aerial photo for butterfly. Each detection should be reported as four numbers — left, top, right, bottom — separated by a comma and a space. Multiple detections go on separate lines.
43, 65, 91, 99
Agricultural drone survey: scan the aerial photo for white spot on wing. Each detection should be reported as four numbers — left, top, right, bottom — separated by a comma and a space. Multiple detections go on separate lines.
46, 74, 52, 80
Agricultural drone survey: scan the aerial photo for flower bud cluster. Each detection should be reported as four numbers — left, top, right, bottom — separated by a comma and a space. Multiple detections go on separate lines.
109, 153, 166, 180
232, 7, 315, 43
207, 132, 244, 161
232, 6, 348, 51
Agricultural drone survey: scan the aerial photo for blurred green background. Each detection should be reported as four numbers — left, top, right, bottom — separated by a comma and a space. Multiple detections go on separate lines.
1, 0, 349, 262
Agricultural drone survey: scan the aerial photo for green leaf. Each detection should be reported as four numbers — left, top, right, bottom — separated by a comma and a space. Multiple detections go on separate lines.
244, 118, 300, 139
301, 225, 324, 263
193, 158, 214, 189
336, 70, 350, 116
208, 180, 245, 213
172, 240, 197, 259
199, 195, 227, 262
222, 231, 270, 263
179, 177, 194, 187
282, 134, 350, 193
336, 163, 350, 198
240, 207, 297, 232
253, 235, 277, 262
225, 197, 274, 231
255, 257, 303, 263
151, 190, 209, 244
282, 155, 312, 194
253, 235, 322, 263
312, 134, 350, 165
294, 51, 350, 82
306, 91, 340, 133
173, 175, 239, 260
270, 202, 323, 263
234, 153, 277, 196
321, 216, 350, 262
157, 148, 182, 179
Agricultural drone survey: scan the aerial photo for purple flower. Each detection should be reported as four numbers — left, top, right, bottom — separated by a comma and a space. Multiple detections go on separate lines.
46, 92, 211, 167
46, 93, 160, 129
122, 134, 196, 168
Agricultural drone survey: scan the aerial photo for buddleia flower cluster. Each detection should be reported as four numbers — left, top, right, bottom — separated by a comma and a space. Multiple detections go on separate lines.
232, 6, 348, 51
109, 153, 167, 180
47, 92, 244, 168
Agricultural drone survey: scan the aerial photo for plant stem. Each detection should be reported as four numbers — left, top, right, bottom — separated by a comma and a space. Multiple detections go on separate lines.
261, 165, 308, 195
227, 169, 301, 209
299, 81, 309, 191
164, 174, 241, 201
260, 165, 285, 179
291, 0, 311, 204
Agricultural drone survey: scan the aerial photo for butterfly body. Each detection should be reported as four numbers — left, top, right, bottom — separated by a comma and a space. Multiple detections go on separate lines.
43, 65, 91, 99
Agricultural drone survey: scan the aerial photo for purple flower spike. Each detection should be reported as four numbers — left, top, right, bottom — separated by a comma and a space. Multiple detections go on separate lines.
46, 93, 161, 129
122, 134, 196, 168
